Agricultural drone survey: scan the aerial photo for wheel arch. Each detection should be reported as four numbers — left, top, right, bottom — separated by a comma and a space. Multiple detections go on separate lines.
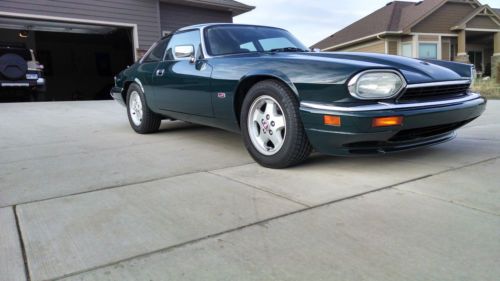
122, 78, 145, 104
122, 81, 133, 103
234, 71, 299, 127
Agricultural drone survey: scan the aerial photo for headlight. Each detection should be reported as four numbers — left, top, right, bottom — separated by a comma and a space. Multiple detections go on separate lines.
348, 70, 406, 100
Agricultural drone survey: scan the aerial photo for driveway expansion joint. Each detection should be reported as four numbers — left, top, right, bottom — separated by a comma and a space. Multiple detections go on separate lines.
13, 205, 31, 281
5, 161, 256, 208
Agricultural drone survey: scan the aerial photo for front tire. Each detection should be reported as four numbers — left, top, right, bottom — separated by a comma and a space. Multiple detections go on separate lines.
241, 80, 312, 168
126, 83, 161, 134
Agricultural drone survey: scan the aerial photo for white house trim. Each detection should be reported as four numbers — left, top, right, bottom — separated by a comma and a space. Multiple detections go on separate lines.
465, 28, 500, 32
410, 32, 459, 37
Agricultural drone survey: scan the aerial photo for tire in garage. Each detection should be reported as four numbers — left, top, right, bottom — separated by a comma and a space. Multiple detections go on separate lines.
0, 53, 28, 80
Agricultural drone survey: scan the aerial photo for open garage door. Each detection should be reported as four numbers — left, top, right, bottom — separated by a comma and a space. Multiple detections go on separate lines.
0, 15, 136, 102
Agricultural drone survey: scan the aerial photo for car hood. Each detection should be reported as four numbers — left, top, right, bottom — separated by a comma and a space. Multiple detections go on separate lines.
280, 52, 469, 84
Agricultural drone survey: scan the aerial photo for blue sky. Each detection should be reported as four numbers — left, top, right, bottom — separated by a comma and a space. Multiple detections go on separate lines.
234, 0, 499, 46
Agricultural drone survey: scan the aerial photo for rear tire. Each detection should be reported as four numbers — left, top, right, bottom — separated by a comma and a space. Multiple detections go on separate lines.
241, 80, 312, 168
0, 53, 27, 80
126, 83, 161, 134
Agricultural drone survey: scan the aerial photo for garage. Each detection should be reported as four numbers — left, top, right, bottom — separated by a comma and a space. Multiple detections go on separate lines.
0, 16, 136, 102
0, 0, 254, 103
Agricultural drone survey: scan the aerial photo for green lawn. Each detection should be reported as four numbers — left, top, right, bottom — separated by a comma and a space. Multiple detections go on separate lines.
473, 80, 500, 100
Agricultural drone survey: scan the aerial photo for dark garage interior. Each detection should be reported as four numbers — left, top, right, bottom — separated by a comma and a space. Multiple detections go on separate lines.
0, 19, 134, 102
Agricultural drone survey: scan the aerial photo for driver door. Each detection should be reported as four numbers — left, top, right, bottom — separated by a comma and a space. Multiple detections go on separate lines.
152, 30, 213, 117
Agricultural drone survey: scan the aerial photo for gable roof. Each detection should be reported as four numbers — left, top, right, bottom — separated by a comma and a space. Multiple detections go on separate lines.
160, 0, 255, 16
451, 5, 500, 30
398, 0, 447, 32
311, 0, 490, 50
312, 1, 414, 50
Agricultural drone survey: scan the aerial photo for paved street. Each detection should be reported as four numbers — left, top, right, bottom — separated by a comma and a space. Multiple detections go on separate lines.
0, 100, 499, 281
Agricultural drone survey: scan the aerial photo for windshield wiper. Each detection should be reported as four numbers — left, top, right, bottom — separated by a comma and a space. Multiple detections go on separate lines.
269, 47, 308, 53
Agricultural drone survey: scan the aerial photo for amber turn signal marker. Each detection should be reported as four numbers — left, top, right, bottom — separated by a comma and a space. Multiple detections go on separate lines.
372, 116, 403, 127
323, 115, 341, 126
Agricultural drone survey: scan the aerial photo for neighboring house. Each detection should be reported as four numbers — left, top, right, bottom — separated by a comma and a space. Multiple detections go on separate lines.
0, 0, 253, 101
312, 0, 500, 79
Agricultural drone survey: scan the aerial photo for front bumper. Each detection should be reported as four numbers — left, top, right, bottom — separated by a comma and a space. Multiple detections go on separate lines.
300, 93, 486, 155
110, 86, 125, 106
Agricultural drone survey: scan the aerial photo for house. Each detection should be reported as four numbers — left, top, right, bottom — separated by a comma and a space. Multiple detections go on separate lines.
312, 0, 500, 79
0, 0, 253, 101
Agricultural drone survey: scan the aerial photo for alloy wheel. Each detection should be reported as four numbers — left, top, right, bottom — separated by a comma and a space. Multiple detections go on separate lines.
247, 95, 287, 156
129, 91, 143, 126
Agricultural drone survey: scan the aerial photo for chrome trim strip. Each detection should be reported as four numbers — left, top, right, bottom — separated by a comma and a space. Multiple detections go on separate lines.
300, 93, 482, 112
200, 26, 212, 59
406, 80, 470, 89
134, 78, 145, 93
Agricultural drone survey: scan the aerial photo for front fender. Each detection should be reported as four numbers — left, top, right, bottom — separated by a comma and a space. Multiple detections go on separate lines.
423, 59, 474, 80
239, 69, 299, 96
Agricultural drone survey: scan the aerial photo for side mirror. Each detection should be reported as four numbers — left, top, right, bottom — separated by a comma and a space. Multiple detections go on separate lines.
174, 45, 195, 63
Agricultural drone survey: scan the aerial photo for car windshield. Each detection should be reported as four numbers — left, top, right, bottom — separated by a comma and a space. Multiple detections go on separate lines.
204, 25, 309, 56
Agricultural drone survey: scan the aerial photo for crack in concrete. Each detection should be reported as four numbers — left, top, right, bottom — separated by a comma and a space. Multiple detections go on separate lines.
395, 188, 500, 217
207, 171, 312, 208
394, 156, 500, 217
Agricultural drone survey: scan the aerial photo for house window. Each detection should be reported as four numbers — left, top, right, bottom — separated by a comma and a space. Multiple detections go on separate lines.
401, 43, 412, 57
419, 43, 437, 59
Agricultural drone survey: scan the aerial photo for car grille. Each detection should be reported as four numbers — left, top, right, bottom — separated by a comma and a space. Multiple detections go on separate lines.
389, 119, 475, 142
399, 82, 470, 102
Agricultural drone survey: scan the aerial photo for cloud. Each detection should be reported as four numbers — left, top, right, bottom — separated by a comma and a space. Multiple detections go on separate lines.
235, 0, 500, 46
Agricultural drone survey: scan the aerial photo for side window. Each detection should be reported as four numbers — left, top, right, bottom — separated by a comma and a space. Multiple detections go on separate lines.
143, 39, 169, 62
165, 30, 201, 61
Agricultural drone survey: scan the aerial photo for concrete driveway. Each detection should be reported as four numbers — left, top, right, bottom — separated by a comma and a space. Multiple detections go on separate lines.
1, 100, 499, 281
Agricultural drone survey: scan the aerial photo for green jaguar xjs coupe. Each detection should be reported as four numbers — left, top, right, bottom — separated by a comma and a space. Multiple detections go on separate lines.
111, 23, 486, 168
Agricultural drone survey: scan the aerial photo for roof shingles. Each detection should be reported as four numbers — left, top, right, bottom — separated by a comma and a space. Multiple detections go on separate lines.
312, 0, 449, 50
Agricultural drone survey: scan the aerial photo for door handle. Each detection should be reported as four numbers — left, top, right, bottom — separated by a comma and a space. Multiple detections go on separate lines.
156, 69, 165, 76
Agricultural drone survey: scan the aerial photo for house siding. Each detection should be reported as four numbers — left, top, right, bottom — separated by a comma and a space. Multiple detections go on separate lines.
418, 35, 439, 41
412, 2, 474, 33
345, 40, 386, 53
388, 41, 398, 55
160, 2, 232, 34
467, 16, 500, 29
0, 0, 161, 49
